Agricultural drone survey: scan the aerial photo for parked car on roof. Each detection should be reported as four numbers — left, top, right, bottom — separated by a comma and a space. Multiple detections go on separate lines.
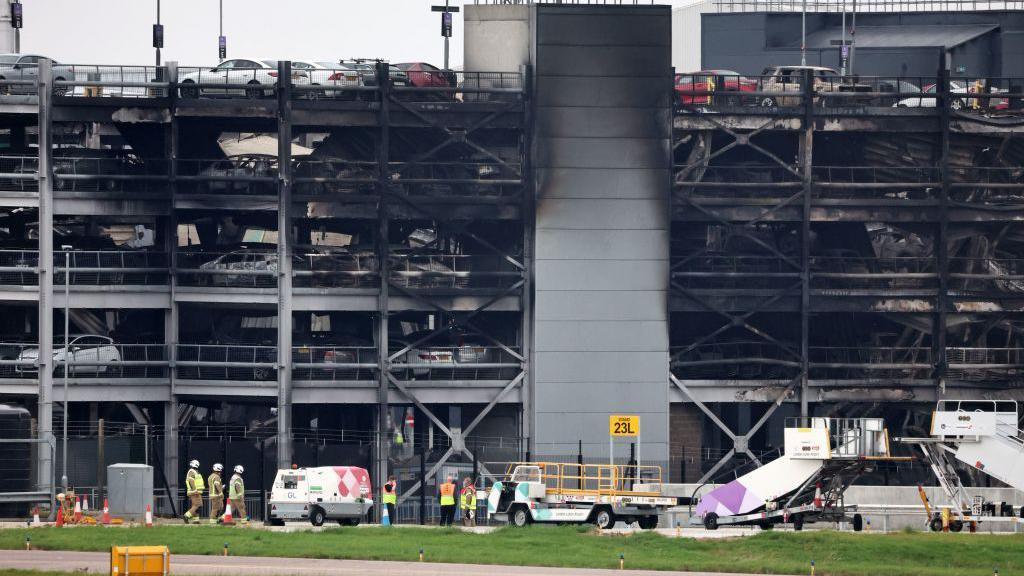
338, 60, 409, 88
675, 70, 757, 106
178, 58, 312, 99
16, 335, 121, 376
0, 54, 71, 96
395, 62, 456, 100
893, 80, 988, 110
758, 65, 841, 107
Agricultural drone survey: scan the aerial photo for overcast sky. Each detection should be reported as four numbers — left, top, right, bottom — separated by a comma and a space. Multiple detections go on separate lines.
22, 0, 694, 67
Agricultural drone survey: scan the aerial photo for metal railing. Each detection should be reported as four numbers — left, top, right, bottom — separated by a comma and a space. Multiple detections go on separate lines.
0, 342, 168, 379
390, 253, 523, 290
713, 0, 1024, 11
0, 250, 169, 286
950, 257, 1024, 293
808, 346, 933, 380
0, 156, 39, 191
671, 342, 800, 379
0, 250, 39, 285
390, 345, 522, 380
51, 156, 168, 193
674, 164, 800, 197
175, 251, 278, 288
175, 344, 278, 381
292, 346, 377, 381
810, 256, 936, 291
175, 158, 277, 195
293, 159, 377, 197
671, 254, 799, 290
54, 65, 168, 98
293, 252, 378, 289
389, 161, 525, 198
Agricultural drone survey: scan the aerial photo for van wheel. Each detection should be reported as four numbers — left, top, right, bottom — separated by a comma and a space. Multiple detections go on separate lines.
511, 505, 531, 527
793, 514, 804, 531
310, 507, 326, 527
703, 513, 719, 530
949, 520, 964, 533
929, 517, 944, 532
594, 507, 615, 530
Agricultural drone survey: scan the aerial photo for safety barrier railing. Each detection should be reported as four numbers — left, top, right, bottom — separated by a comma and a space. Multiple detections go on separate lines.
293, 159, 378, 197
53, 65, 168, 98
673, 164, 800, 198
175, 158, 278, 195
176, 66, 281, 100
51, 156, 169, 193
808, 346, 933, 380
785, 417, 889, 458
949, 257, 1024, 293
671, 342, 800, 379
0, 65, 39, 96
290, 67, 377, 101
0, 250, 39, 285
293, 251, 378, 289
946, 347, 1024, 383
55, 250, 169, 286
811, 165, 941, 200
0, 155, 39, 191
390, 345, 522, 381
291, 345, 377, 381
713, 0, 1024, 12
175, 250, 279, 288
810, 256, 936, 291
389, 253, 523, 290
388, 161, 525, 197
0, 342, 168, 379
502, 462, 663, 495
175, 344, 278, 381
671, 254, 799, 290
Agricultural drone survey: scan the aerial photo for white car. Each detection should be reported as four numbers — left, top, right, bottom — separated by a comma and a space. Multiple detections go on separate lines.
16, 335, 121, 375
894, 81, 972, 110
178, 58, 312, 99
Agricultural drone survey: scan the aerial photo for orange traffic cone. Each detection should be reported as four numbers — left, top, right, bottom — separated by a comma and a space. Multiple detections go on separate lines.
73, 497, 82, 523
31, 506, 41, 526
221, 499, 234, 525
144, 504, 153, 527
55, 503, 65, 528
101, 500, 111, 525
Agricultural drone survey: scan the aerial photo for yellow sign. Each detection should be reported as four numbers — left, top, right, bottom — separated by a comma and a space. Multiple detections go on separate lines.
609, 415, 639, 437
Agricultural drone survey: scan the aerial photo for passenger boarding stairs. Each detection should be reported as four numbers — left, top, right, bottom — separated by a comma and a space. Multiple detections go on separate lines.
908, 400, 1024, 521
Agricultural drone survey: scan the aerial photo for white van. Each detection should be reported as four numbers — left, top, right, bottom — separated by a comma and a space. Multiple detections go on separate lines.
268, 466, 374, 526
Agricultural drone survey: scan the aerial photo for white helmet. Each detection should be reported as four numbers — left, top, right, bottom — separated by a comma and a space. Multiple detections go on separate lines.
189, 459, 200, 469
213, 463, 223, 472
234, 465, 244, 474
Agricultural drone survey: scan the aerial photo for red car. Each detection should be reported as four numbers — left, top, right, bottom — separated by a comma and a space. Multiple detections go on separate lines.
395, 62, 457, 99
675, 69, 757, 106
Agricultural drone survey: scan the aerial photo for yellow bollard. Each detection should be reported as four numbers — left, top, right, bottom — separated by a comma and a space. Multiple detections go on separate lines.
619, 554, 624, 570
810, 560, 816, 576
675, 522, 681, 537
223, 543, 228, 557
25, 537, 30, 551
419, 548, 424, 562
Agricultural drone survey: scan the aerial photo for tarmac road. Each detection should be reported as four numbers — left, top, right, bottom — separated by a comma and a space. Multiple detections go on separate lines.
0, 549, 793, 576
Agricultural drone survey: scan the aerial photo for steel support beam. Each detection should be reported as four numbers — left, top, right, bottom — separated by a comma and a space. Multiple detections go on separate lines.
165, 61, 180, 502
521, 63, 534, 459
800, 69, 813, 417
36, 58, 55, 491
276, 60, 294, 469
375, 61, 392, 509
935, 50, 951, 396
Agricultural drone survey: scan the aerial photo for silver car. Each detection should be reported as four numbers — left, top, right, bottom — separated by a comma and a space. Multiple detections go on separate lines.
178, 58, 312, 99
16, 335, 121, 375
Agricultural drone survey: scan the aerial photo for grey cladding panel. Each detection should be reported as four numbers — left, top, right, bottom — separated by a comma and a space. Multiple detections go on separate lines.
535, 352, 668, 383
535, 168, 668, 200
534, 137, 670, 170
534, 198, 668, 230
535, 379, 668, 408
535, 290, 667, 322
535, 45, 670, 78
535, 229, 669, 260
536, 77, 671, 109
534, 320, 668, 352
536, 13, 670, 47
535, 260, 668, 291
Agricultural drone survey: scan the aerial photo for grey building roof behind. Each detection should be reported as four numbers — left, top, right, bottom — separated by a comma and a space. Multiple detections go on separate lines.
803, 23, 998, 49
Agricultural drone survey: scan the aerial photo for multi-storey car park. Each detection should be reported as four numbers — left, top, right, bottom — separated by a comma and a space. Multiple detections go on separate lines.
1, 0, 1023, 521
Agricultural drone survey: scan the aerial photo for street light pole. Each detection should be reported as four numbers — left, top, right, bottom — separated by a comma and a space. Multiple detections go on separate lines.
155, 0, 161, 67
60, 245, 71, 492
431, 0, 459, 70
801, 0, 807, 66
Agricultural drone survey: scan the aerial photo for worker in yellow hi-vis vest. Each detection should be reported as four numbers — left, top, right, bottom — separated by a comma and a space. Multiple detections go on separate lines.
382, 475, 398, 525
460, 477, 477, 527
208, 463, 224, 524
227, 465, 247, 523
439, 476, 457, 527
183, 459, 205, 524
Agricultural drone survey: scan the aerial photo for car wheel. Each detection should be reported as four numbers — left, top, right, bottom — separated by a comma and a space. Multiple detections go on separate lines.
703, 512, 719, 531
310, 507, 326, 527
245, 81, 262, 99
852, 513, 864, 532
760, 97, 776, 108
951, 98, 965, 111
180, 81, 199, 99
594, 507, 615, 530
511, 505, 531, 527
52, 78, 69, 97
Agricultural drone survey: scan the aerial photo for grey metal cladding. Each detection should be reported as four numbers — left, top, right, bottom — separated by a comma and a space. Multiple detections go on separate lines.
535, 260, 668, 291
535, 45, 670, 78
535, 229, 670, 260
536, 77, 671, 109
532, 5, 672, 463
535, 138, 670, 170
534, 320, 669, 352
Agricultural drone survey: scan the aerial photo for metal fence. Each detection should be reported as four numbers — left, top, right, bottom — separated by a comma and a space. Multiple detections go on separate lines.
293, 159, 377, 197
0, 342, 167, 379
810, 256, 937, 291
175, 344, 278, 381
54, 65, 167, 98
175, 158, 277, 196
0, 156, 39, 191
293, 252, 379, 289
390, 254, 523, 290
671, 254, 799, 290
390, 346, 523, 381
671, 342, 800, 379
713, 0, 1024, 12
175, 251, 278, 288
292, 346, 377, 381
51, 156, 169, 193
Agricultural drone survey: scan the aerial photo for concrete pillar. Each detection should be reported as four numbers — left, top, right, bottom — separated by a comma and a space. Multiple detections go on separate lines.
375, 60, 392, 503
163, 399, 178, 514
164, 61, 180, 510
36, 58, 54, 491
